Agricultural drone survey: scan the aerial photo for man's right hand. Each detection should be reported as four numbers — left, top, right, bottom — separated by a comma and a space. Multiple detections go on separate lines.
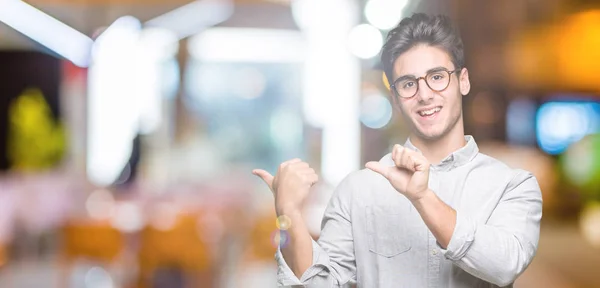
253, 159, 318, 278
252, 158, 319, 215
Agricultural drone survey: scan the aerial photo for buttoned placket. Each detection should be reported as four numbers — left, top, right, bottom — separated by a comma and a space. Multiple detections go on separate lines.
427, 166, 442, 288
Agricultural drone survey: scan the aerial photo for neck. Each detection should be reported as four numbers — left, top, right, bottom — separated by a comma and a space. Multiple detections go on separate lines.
409, 119, 467, 165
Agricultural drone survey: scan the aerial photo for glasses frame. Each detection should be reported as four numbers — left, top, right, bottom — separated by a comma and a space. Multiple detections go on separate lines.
390, 68, 462, 99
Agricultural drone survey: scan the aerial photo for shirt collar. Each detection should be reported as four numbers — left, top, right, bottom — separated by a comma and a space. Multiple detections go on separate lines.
403, 135, 479, 171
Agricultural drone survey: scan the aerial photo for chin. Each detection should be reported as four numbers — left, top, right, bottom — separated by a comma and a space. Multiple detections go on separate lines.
413, 125, 447, 141
411, 112, 461, 142
418, 131, 444, 141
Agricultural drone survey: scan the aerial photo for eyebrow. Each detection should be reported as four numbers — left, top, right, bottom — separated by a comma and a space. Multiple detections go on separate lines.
394, 66, 451, 83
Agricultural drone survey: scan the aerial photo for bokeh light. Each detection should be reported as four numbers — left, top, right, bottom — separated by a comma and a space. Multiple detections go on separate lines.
84, 266, 114, 288
110, 202, 144, 233
276, 215, 292, 230
348, 24, 383, 59
365, 0, 409, 30
536, 101, 600, 155
580, 202, 600, 249
150, 202, 179, 231
271, 230, 290, 248
291, 0, 357, 32
85, 189, 116, 220
360, 93, 393, 129
562, 134, 600, 197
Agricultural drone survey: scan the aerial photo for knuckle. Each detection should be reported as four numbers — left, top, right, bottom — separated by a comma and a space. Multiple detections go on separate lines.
300, 174, 309, 182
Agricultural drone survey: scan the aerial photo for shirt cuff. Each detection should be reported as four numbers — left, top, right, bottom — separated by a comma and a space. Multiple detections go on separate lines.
275, 239, 329, 286
438, 210, 476, 261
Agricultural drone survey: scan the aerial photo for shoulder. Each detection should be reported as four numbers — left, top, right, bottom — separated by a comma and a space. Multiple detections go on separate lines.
472, 152, 530, 177
473, 152, 540, 195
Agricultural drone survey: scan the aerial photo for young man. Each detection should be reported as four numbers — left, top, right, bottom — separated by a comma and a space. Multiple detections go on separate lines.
253, 13, 542, 288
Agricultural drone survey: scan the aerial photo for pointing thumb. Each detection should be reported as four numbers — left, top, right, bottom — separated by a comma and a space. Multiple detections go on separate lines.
252, 169, 275, 191
365, 161, 389, 179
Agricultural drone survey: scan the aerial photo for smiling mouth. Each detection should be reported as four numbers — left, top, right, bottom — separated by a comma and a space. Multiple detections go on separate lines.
417, 106, 442, 117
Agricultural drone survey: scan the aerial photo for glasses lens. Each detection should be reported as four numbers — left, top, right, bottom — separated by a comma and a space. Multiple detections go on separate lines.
426, 71, 450, 91
395, 79, 417, 98
394, 70, 453, 98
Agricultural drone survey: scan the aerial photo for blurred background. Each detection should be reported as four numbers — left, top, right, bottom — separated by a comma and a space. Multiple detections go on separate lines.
0, 0, 599, 287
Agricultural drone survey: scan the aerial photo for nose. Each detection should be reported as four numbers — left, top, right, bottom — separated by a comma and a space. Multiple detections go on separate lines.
415, 78, 434, 102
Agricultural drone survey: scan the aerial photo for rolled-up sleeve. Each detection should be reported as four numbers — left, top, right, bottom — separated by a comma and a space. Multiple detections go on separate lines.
275, 175, 358, 287
440, 210, 477, 261
438, 170, 543, 287
275, 240, 330, 286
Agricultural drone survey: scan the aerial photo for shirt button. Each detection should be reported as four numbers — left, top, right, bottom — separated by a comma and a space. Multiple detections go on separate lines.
432, 249, 438, 256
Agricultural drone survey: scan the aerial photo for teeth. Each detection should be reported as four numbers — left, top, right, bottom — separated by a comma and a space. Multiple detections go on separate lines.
419, 107, 440, 116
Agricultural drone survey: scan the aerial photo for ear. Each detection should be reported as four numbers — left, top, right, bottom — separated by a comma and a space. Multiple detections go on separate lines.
459, 67, 471, 96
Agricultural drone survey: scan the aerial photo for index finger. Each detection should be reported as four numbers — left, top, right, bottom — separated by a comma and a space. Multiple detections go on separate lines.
392, 144, 406, 168
400, 149, 429, 172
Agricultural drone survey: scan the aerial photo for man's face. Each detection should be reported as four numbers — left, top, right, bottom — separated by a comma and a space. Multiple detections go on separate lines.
391, 44, 470, 141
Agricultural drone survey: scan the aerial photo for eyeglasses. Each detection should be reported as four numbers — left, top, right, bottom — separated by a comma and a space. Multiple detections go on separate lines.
390, 68, 461, 99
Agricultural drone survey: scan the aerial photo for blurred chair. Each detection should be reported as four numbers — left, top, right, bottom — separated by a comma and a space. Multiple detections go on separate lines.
59, 220, 125, 287
137, 212, 213, 288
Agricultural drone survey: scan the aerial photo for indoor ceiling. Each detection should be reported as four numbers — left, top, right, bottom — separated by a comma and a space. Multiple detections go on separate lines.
0, 0, 296, 49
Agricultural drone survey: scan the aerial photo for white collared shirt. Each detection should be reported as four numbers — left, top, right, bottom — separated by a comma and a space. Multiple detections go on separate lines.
276, 136, 542, 287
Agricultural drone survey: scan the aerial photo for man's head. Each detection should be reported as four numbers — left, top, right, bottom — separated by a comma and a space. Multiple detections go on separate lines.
381, 13, 470, 141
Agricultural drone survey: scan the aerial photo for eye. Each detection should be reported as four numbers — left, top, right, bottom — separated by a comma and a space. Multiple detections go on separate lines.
431, 73, 445, 81
402, 81, 415, 89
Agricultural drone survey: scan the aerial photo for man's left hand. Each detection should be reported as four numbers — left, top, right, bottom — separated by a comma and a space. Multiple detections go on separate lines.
366, 144, 431, 202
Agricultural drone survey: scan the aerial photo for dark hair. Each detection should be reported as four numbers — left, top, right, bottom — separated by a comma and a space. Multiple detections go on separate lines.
381, 13, 464, 84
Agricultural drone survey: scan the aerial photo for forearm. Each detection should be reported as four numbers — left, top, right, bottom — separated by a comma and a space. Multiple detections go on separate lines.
411, 189, 456, 248
449, 223, 535, 286
277, 209, 313, 279
410, 172, 541, 286
414, 183, 540, 286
